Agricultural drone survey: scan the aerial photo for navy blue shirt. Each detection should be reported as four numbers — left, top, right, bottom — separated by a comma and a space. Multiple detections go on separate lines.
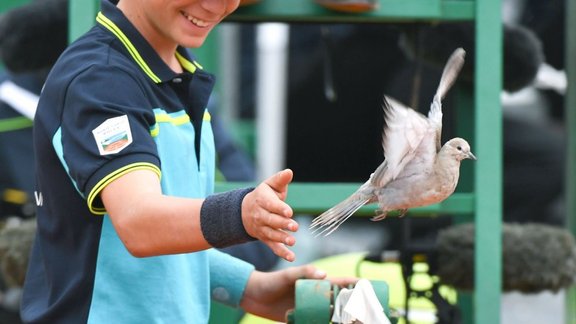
21, 1, 254, 323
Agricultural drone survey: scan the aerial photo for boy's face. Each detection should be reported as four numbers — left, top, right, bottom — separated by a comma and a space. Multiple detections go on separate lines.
120, 0, 240, 50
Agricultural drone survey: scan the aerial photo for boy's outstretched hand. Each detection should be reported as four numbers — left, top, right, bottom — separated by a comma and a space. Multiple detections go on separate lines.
241, 169, 297, 261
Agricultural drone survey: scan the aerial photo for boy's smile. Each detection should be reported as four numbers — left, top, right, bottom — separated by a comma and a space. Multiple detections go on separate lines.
181, 11, 210, 28
118, 0, 240, 69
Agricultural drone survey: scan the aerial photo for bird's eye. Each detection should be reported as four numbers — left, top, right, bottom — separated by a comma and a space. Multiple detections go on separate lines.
457, 146, 462, 151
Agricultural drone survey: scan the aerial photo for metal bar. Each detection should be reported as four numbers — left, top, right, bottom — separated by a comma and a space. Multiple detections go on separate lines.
473, 0, 502, 322
229, 0, 474, 22
216, 182, 474, 216
565, 0, 576, 320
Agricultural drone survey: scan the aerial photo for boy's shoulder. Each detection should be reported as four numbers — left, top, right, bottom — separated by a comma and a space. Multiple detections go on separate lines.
48, 26, 141, 87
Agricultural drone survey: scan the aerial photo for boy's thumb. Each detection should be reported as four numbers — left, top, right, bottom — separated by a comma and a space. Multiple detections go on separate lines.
266, 169, 293, 192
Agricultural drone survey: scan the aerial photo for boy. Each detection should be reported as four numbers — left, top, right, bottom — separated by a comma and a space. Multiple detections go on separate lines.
20, 0, 354, 322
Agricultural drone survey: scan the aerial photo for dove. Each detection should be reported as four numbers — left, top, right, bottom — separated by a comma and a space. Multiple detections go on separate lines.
310, 48, 476, 236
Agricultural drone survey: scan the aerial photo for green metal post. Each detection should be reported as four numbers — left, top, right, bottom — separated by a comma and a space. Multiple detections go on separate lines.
474, 0, 502, 323
565, 0, 576, 321
69, 0, 100, 43
453, 87, 475, 324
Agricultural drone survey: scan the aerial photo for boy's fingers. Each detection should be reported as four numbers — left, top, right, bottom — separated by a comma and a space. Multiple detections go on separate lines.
265, 169, 293, 194
267, 242, 295, 262
259, 226, 296, 246
260, 199, 293, 219
283, 265, 327, 281
264, 213, 296, 232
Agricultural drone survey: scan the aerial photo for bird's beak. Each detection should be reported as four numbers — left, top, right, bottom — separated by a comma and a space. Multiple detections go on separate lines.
467, 152, 477, 160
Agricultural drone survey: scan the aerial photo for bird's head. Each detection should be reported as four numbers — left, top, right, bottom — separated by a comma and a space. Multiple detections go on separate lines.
444, 138, 476, 161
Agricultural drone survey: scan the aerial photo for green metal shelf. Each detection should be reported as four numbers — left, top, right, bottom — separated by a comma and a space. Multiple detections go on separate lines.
221, 1, 503, 324
229, 0, 475, 22
216, 183, 475, 216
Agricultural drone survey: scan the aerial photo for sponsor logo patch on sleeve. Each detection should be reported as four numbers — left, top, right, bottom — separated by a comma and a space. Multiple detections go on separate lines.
92, 115, 133, 155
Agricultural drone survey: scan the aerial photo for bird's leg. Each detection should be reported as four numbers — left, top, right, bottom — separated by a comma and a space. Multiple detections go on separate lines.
398, 208, 409, 217
371, 209, 388, 221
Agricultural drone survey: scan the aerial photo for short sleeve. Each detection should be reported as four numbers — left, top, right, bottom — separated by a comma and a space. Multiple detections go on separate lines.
58, 64, 160, 213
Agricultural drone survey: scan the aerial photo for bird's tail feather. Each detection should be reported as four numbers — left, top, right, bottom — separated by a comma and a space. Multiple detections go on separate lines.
435, 48, 466, 101
310, 195, 370, 236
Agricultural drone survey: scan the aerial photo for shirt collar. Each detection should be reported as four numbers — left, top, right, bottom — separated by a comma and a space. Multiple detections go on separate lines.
97, 0, 203, 84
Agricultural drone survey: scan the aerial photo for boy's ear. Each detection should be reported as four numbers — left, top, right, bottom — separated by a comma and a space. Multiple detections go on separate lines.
0, 0, 68, 73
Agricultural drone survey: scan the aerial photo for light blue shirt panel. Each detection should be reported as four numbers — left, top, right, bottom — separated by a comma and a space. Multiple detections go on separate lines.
88, 217, 211, 324
51, 127, 84, 197
199, 115, 216, 195
153, 109, 204, 197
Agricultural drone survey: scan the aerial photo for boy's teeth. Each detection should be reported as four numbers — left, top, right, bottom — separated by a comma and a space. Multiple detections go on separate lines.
185, 14, 208, 27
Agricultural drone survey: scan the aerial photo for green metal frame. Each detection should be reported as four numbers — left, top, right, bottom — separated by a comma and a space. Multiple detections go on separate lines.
230, 0, 475, 21
217, 182, 475, 216
472, 2, 502, 324
225, 1, 503, 323
61, 0, 502, 323
566, 0, 576, 321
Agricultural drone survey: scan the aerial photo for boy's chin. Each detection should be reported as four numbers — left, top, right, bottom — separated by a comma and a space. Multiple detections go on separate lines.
180, 33, 212, 49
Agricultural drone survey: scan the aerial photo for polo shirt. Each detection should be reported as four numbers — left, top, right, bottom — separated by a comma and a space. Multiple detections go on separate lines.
21, 1, 254, 323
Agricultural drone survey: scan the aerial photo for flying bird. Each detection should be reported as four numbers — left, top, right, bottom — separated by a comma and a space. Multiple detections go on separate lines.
310, 48, 475, 236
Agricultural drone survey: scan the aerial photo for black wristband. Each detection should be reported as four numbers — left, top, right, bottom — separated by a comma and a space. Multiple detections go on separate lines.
200, 188, 256, 248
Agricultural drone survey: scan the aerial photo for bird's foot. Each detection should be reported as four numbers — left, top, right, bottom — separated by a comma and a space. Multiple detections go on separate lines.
371, 209, 388, 221
398, 208, 408, 217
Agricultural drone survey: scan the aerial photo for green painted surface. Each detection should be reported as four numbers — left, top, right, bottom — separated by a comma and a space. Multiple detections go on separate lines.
565, 0, 576, 321
473, 0, 503, 323
216, 182, 475, 216
69, 0, 100, 42
229, 0, 474, 22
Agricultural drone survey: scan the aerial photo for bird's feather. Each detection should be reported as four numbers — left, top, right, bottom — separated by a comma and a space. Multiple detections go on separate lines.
310, 180, 373, 236
434, 47, 466, 103
374, 97, 430, 186
429, 47, 466, 149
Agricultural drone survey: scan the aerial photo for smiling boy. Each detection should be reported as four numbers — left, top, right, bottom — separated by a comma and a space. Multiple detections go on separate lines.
20, 0, 354, 323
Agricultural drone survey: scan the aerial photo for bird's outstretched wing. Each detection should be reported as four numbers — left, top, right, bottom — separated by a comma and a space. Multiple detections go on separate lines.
428, 48, 466, 150
371, 96, 431, 187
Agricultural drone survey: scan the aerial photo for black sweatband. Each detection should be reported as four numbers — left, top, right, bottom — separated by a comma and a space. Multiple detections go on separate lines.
200, 187, 256, 248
